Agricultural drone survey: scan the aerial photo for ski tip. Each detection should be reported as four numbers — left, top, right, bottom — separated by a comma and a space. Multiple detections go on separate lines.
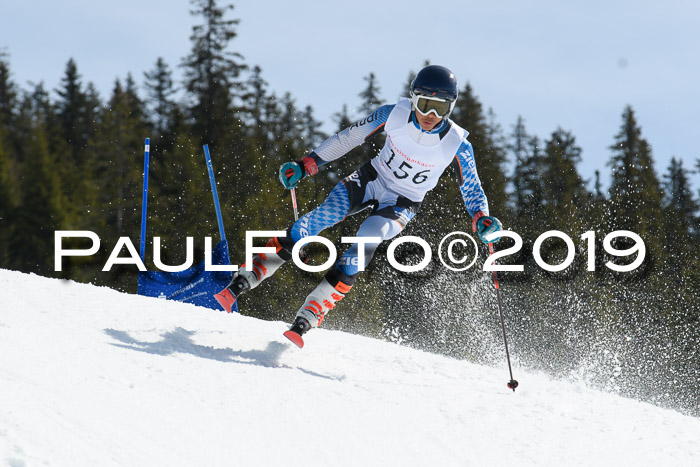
214, 288, 237, 313
283, 330, 305, 349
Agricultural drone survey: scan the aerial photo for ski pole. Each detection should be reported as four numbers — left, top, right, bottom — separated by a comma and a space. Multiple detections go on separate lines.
289, 186, 309, 263
283, 164, 300, 221
290, 187, 299, 221
488, 242, 518, 392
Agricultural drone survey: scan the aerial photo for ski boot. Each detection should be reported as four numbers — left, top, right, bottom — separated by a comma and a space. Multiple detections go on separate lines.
283, 317, 312, 349
214, 237, 289, 313
283, 275, 352, 348
213, 274, 250, 313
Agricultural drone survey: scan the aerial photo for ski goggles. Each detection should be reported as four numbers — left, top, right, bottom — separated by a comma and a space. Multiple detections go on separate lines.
410, 93, 454, 117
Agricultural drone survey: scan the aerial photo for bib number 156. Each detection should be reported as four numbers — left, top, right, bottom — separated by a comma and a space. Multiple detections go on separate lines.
385, 149, 430, 184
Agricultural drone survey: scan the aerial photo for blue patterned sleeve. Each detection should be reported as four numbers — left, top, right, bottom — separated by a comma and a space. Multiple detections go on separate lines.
313, 104, 394, 164
452, 140, 489, 217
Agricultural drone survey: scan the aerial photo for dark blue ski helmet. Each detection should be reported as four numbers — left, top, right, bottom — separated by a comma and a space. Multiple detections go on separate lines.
410, 65, 459, 102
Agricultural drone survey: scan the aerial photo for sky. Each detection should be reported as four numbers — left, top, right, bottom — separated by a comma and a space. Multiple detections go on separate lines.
2, 0, 700, 191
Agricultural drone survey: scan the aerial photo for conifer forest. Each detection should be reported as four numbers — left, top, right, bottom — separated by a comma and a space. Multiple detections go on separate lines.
1, 1, 698, 415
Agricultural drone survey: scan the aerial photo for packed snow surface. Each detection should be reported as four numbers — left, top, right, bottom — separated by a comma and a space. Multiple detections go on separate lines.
1, 269, 699, 466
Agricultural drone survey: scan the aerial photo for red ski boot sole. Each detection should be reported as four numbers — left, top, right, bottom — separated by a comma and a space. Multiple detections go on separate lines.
283, 330, 305, 349
213, 288, 237, 313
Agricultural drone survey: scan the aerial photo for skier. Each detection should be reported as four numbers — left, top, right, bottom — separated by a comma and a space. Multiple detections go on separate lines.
214, 65, 503, 347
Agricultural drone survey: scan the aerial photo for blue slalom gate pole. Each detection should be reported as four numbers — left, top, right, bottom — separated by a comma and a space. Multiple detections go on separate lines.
139, 138, 150, 260
203, 144, 227, 243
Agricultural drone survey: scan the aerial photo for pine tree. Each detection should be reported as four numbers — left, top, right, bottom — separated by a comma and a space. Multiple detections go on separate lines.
0, 51, 17, 133
180, 0, 252, 256
358, 72, 384, 115
147, 131, 211, 270
101, 79, 150, 233
541, 128, 588, 231
0, 49, 18, 166
55, 58, 92, 160
524, 135, 546, 212
144, 57, 177, 145
451, 83, 510, 219
7, 88, 65, 275
607, 106, 665, 281
86, 78, 151, 289
587, 168, 608, 238
509, 117, 545, 238
302, 104, 325, 151
696, 158, 700, 200
0, 53, 20, 269
279, 93, 304, 145
608, 107, 663, 231
244, 65, 268, 144
26, 82, 74, 208
509, 116, 530, 213
124, 74, 145, 121
662, 157, 699, 277
54, 59, 102, 234
143, 60, 196, 261
0, 50, 21, 178
0, 127, 13, 268
663, 157, 698, 233
181, 0, 246, 148
332, 104, 352, 131
354, 72, 385, 163
84, 82, 102, 144
593, 170, 605, 201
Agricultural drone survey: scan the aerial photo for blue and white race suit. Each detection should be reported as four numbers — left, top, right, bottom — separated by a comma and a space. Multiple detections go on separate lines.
287, 98, 489, 284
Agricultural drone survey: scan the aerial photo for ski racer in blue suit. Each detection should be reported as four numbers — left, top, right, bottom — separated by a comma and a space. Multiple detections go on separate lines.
215, 65, 503, 344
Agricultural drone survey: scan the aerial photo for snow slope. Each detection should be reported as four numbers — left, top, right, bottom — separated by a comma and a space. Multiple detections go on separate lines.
1, 269, 699, 467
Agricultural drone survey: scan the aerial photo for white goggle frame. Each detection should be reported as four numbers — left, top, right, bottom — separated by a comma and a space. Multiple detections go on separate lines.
410, 92, 455, 118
